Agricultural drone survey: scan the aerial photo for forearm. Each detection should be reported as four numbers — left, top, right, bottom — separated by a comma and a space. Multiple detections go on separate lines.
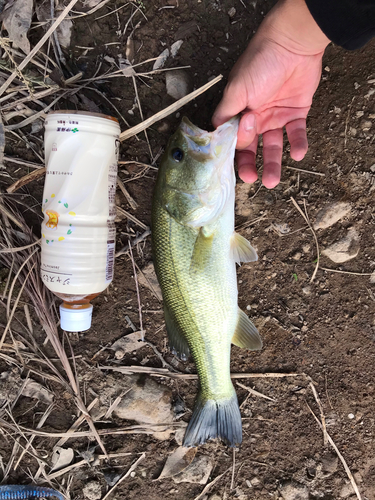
305, 0, 375, 50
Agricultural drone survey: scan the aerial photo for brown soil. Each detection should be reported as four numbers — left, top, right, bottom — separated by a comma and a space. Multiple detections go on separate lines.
1, 1, 375, 499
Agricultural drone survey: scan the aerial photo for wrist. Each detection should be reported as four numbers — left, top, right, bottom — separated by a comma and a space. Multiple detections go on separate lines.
260, 0, 330, 55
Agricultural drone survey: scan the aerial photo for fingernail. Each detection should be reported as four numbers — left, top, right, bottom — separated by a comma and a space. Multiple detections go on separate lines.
244, 114, 256, 131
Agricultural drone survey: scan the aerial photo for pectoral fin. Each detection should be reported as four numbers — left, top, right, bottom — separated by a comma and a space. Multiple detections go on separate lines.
230, 232, 258, 264
164, 304, 190, 361
232, 308, 262, 350
190, 227, 214, 275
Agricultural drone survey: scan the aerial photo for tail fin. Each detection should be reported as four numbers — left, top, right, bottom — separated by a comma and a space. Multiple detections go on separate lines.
183, 392, 242, 447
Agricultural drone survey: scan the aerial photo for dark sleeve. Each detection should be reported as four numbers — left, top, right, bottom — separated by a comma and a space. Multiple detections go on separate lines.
305, 0, 375, 50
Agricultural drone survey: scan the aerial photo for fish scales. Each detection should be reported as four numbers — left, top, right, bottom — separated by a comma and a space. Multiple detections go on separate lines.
152, 116, 262, 447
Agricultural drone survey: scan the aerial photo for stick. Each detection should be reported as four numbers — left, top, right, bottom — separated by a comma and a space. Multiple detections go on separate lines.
0, 0, 80, 97
309, 382, 328, 446
285, 166, 325, 177
117, 178, 138, 210
115, 229, 151, 257
193, 468, 230, 500
128, 241, 144, 340
101, 453, 145, 500
3, 156, 44, 169
306, 403, 362, 500
100, 365, 302, 380
119, 75, 223, 141
236, 381, 276, 402
116, 206, 148, 230
320, 267, 373, 276
7, 168, 46, 193
290, 197, 320, 282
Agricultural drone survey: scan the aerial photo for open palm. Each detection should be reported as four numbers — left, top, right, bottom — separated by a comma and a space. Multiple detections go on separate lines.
212, 0, 329, 188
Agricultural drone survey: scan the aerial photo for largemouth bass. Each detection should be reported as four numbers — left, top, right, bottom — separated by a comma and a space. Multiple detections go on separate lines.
152, 116, 262, 447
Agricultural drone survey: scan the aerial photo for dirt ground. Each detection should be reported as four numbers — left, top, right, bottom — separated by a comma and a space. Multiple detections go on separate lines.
1, 1, 375, 499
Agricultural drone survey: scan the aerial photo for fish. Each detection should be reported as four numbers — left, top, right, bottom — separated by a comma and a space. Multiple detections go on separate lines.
152, 116, 262, 447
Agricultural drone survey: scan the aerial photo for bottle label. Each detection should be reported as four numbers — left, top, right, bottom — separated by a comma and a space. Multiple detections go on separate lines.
41, 113, 120, 295
105, 240, 115, 282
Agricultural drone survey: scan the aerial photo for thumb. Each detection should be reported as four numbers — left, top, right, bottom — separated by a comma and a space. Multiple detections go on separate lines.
212, 82, 248, 129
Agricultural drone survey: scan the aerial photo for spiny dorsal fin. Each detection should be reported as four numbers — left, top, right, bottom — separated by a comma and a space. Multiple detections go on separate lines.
230, 232, 258, 264
190, 227, 214, 275
232, 308, 262, 350
164, 304, 190, 361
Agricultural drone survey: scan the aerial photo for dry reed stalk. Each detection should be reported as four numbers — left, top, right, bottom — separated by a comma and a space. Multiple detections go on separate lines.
0, 199, 108, 458
0, 0, 79, 96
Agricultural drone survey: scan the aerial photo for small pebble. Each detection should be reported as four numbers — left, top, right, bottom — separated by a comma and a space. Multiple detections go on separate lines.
292, 252, 302, 261
348, 413, 355, 419
246, 305, 251, 311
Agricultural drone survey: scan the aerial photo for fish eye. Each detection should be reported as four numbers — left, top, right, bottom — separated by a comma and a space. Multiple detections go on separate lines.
171, 148, 184, 162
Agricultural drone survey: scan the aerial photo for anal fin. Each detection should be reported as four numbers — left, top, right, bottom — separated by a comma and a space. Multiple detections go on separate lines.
230, 232, 258, 264
164, 304, 190, 361
232, 308, 262, 350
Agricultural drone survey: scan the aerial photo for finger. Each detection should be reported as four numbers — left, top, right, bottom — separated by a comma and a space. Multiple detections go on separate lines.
236, 112, 257, 150
262, 128, 283, 189
212, 81, 248, 128
286, 118, 308, 161
236, 135, 259, 184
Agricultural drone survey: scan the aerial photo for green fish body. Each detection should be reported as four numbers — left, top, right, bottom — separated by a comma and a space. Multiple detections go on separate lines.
152, 117, 262, 447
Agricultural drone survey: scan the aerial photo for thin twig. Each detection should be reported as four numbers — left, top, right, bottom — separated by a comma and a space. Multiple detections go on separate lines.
285, 166, 325, 177
128, 241, 144, 340
193, 468, 230, 500
306, 403, 362, 500
115, 229, 151, 257
320, 267, 373, 276
101, 453, 146, 500
117, 178, 138, 210
309, 382, 328, 446
236, 381, 276, 402
116, 206, 148, 230
290, 197, 320, 282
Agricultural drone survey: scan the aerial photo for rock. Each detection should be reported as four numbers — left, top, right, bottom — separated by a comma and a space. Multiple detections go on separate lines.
172, 455, 214, 484
340, 483, 354, 498
174, 425, 187, 446
322, 228, 360, 263
171, 40, 183, 58
302, 286, 311, 295
279, 482, 309, 500
83, 481, 102, 500
0, 370, 23, 404
228, 7, 236, 17
166, 70, 191, 100
114, 377, 174, 439
137, 262, 163, 300
292, 252, 302, 261
313, 202, 351, 230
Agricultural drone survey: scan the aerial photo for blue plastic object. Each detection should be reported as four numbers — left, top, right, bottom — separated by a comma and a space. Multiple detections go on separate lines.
0, 486, 63, 500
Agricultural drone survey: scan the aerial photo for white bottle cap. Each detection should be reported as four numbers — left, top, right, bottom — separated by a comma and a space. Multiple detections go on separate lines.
60, 304, 93, 332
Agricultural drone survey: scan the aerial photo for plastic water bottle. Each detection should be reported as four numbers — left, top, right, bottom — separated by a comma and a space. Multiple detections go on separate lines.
41, 111, 120, 332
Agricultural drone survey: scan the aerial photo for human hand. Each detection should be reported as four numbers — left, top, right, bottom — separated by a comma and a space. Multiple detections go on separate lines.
212, 0, 330, 188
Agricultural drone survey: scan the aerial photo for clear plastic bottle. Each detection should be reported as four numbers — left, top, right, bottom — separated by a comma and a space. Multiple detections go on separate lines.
41, 111, 120, 332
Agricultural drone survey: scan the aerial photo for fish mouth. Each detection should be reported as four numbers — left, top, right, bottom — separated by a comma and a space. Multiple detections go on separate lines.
179, 116, 239, 166
177, 116, 239, 227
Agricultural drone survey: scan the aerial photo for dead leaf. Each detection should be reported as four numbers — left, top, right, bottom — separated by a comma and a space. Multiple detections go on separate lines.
137, 262, 163, 301
119, 56, 136, 77
51, 446, 74, 472
2, 0, 33, 54
158, 446, 197, 479
110, 331, 145, 356
56, 15, 73, 48
22, 379, 54, 404
153, 48, 169, 71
